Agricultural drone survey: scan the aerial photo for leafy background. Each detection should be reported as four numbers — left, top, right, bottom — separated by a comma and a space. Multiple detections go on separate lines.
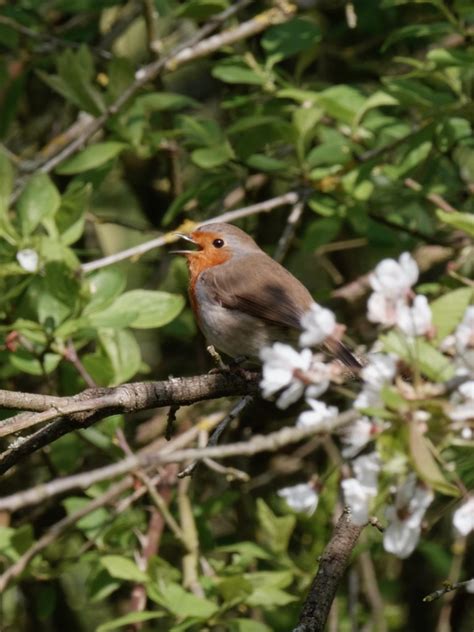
0, 0, 473, 630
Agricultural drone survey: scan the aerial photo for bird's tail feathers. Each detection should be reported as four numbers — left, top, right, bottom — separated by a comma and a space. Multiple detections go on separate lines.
324, 337, 363, 372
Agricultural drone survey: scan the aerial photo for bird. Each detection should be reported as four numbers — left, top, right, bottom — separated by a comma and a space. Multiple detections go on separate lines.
173, 222, 361, 369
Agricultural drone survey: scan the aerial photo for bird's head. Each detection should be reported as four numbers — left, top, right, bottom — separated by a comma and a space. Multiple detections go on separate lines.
173, 223, 260, 274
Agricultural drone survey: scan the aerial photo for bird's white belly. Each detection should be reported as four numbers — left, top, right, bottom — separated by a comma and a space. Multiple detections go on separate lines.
194, 289, 272, 359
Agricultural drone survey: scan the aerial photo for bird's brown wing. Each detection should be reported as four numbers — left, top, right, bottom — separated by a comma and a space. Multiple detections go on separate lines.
201, 253, 363, 370
201, 253, 313, 330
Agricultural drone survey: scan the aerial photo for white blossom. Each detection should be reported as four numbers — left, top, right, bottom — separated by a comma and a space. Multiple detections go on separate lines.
466, 579, 474, 593
16, 249, 39, 273
354, 354, 396, 410
340, 417, 375, 458
300, 303, 336, 347
453, 497, 474, 536
369, 252, 418, 297
260, 344, 313, 409
296, 398, 338, 429
367, 292, 398, 326
353, 452, 380, 491
455, 306, 474, 352
449, 381, 474, 422
342, 452, 380, 526
304, 360, 332, 399
278, 483, 319, 516
362, 354, 397, 388
383, 474, 433, 559
397, 295, 432, 337
342, 478, 375, 526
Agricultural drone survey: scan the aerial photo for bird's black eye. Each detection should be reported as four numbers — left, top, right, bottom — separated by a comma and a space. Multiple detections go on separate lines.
212, 238, 225, 248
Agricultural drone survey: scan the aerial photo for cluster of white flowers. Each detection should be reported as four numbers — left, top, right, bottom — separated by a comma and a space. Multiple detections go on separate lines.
383, 474, 434, 559
367, 252, 432, 337
260, 303, 337, 410
342, 452, 380, 525
259, 255, 473, 562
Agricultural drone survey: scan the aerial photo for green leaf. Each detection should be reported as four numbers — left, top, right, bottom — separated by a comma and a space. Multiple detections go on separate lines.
177, 0, 228, 19
256, 499, 296, 555
381, 331, 454, 382
191, 145, 234, 169
430, 288, 473, 342
10, 350, 61, 376
0, 149, 13, 219
353, 91, 398, 127
84, 268, 127, 314
246, 586, 297, 607
100, 329, 141, 384
63, 498, 110, 533
217, 576, 253, 603
95, 290, 185, 330
101, 555, 149, 583
16, 173, 61, 235
245, 154, 288, 172
317, 85, 366, 125
97, 612, 165, 632
427, 47, 474, 68
437, 210, 474, 237
150, 582, 218, 619
262, 18, 321, 62
216, 541, 272, 560
56, 182, 90, 245
56, 142, 127, 175
303, 218, 341, 251
212, 62, 265, 86
384, 77, 455, 108
82, 352, 115, 386
306, 141, 352, 168
57, 46, 105, 115
137, 92, 198, 112
382, 22, 453, 50
409, 424, 459, 497
228, 620, 272, 632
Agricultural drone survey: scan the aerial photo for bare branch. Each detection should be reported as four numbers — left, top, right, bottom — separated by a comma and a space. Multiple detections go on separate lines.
0, 410, 358, 511
294, 508, 364, 632
0, 371, 260, 438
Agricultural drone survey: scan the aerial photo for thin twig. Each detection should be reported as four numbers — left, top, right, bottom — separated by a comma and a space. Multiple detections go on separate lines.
0, 410, 359, 513
177, 394, 254, 478
424, 576, 474, 603
80, 191, 299, 273
404, 177, 458, 214
0, 416, 221, 512
274, 200, 305, 263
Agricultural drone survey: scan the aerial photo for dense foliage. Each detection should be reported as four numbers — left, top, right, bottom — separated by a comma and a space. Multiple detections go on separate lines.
0, 0, 473, 630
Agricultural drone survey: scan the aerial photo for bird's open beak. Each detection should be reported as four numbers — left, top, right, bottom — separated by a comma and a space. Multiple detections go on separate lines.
170, 233, 201, 255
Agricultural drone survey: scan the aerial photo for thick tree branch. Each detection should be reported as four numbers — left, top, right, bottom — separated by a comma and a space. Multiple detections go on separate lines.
294, 508, 364, 632
0, 371, 260, 474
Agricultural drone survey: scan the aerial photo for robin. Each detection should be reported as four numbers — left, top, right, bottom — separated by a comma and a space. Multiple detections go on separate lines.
174, 222, 360, 369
